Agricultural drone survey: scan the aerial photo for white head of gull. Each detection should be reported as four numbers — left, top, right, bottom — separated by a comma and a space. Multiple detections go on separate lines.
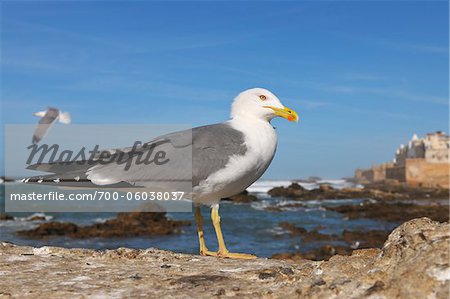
231, 88, 298, 122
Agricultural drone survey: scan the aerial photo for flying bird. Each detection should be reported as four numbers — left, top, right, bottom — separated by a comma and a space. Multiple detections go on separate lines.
32, 107, 71, 144
25, 88, 298, 259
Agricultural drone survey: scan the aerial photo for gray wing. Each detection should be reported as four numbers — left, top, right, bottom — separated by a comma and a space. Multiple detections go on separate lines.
25, 122, 247, 190
32, 107, 59, 144
87, 122, 247, 188
191, 123, 246, 186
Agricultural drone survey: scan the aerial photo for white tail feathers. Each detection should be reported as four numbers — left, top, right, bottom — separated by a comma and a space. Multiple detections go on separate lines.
58, 111, 71, 124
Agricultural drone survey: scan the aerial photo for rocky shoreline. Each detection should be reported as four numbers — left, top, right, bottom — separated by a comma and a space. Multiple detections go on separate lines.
268, 182, 449, 201
3, 181, 448, 261
327, 201, 448, 223
265, 183, 448, 261
222, 190, 258, 203
16, 212, 190, 238
272, 222, 390, 261
0, 218, 448, 298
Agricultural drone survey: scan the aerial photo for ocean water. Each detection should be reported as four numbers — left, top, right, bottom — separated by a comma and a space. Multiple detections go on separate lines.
0, 180, 404, 257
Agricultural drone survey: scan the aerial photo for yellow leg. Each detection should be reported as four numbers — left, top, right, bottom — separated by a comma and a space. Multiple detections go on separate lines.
210, 205, 256, 259
194, 205, 217, 257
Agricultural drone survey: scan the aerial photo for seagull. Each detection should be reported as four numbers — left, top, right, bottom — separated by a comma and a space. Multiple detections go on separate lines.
25, 88, 298, 259
32, 107, 71, 144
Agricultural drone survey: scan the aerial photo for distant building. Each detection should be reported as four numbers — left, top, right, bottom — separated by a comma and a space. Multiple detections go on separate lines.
424, 131, 450, 163
355, 132, 450, 188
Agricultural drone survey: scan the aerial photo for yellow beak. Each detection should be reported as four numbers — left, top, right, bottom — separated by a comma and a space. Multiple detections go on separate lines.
264, 106, 299, 122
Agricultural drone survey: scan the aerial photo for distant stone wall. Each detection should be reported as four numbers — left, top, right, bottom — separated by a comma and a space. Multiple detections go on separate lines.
355, 163, 394, 184
355, 169, 372, 183
371, 166, 383, 182
354, 169, 365, 183
405, 159, 449, 188
386, 165, 406, 182
356, 159, 448, 188
357, 169, 374, 183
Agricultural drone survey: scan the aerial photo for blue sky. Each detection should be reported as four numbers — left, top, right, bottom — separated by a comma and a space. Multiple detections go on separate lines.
1, 1, 448, 179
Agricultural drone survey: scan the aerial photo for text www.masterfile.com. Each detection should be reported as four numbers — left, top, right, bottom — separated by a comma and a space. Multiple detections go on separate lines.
9, 191, 185, 201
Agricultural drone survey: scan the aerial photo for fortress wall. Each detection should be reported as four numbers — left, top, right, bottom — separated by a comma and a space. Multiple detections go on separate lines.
386, 165, 406, 182
405, 158, 449, 188
356, 166, 386, 183
372, 165, 387, 181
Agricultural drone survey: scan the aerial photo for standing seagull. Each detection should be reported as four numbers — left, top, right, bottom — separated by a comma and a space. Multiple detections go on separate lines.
25, 88, 298, 259
32, 107, 71, 144
189, 88, 298, 259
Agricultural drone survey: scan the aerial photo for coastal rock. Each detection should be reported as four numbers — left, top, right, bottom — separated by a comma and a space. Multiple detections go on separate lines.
273, 245, 353, 261
222, 190, 258, 203
295, 176, 322, 183
268, 182, 309, 198
268, 182, 449, 201
341, 229, 389, 248
17, 212, 190, 238
276, 222, 390, 260
0, 213, 14, 221
0, 176, 15, 182
0, 214, 48, 222
268, 183, 374, 200
278, 222, 307, 235
0, 218, 447, 298
328, 201, 449, 223
27, 215, 47, 221
318, 183, 334, 192
365, 181, 449, 199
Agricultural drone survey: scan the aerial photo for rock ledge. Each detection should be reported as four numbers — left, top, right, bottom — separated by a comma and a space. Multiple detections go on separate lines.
0, 217, 448, 298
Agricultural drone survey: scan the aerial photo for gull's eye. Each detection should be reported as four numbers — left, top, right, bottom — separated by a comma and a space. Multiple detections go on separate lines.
259, 95, 267, 101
